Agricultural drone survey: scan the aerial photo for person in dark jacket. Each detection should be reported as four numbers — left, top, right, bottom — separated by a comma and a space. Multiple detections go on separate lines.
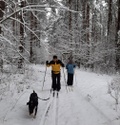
27, 90, 38, 117
46, 55, 64, 93
66, 59, 76, 86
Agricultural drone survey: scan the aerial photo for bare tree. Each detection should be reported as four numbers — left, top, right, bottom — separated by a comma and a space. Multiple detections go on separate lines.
0, 0, 5, 72
108, 77, 120, 110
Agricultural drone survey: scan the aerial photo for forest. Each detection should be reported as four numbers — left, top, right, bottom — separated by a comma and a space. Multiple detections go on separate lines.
0, 0, 120, 74
1, 1, 120, 125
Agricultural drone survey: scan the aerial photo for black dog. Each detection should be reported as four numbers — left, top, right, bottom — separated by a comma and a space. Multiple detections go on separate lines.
27, 90, 38, 118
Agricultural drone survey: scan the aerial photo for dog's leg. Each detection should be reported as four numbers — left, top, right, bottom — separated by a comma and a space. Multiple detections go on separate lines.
34, 106, 38, 118
28, 104, 34, 117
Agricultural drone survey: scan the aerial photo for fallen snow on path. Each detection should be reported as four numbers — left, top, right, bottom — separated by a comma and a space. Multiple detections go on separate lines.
0, 64, 120, 125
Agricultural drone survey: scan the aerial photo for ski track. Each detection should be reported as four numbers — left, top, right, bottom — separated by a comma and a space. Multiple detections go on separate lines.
39, 93, 54, 125
43, 92, 59, 125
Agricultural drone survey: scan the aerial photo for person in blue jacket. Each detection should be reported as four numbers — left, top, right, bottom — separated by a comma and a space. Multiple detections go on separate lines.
66, 59, 76, 86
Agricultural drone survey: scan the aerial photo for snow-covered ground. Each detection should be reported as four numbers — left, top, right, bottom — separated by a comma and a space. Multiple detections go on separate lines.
0, 64, 120, 125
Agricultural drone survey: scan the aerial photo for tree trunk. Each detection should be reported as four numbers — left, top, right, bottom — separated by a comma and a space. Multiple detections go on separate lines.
82, 0, 86, 33
0, 1, 5, 72
18, 0, 25, 69
107, 0, 112, 36
86, 3, 90, 43
115, 0, 120, 71
30, 0, 37, 62
68, 0, 72, 31
30, 12, 33, 62
0, 1, 5, 34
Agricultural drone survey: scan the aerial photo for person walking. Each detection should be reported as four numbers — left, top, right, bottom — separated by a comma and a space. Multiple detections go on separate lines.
46, 55, 64, 95
66, 59, 76, 87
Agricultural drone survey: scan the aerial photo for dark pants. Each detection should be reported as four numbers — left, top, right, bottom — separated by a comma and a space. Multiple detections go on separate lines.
52, 72, 61, 91
67, 73, 74, 86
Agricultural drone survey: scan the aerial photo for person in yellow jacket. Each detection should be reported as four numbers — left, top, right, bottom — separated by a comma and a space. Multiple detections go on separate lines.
46, 55, 64, 92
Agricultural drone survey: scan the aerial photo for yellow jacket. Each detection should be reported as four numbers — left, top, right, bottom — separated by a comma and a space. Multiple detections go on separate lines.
46, 60, 64, 74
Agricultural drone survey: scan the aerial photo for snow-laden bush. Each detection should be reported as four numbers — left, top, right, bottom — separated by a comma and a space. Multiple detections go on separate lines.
108, 77, 120, 107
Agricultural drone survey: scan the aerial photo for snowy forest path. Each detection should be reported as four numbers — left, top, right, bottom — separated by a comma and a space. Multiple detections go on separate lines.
0, 65, 119, 125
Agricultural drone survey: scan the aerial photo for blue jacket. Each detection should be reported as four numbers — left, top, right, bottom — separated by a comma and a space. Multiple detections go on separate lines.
66, 63, 76, 74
